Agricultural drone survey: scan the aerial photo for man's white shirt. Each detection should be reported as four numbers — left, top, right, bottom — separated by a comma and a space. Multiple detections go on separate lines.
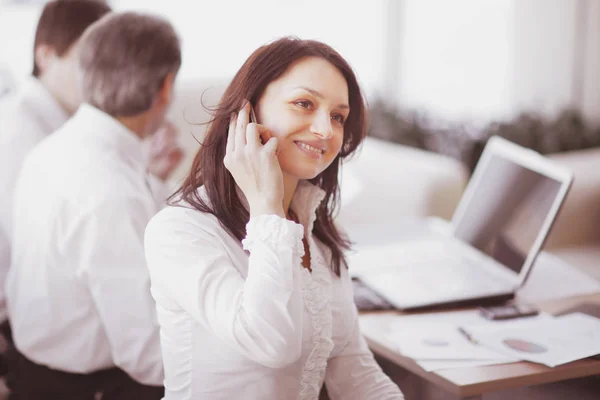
0, 78, 69, 322
6, 104, 164, 385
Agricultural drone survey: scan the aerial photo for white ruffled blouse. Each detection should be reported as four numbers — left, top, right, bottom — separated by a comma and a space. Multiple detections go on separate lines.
144, 181, 404, 400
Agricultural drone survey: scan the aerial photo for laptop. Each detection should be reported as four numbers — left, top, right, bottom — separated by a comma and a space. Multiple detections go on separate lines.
357, 136, 573, 311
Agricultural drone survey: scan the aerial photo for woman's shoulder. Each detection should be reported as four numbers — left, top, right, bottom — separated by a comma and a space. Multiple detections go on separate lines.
146, 188, 222, 240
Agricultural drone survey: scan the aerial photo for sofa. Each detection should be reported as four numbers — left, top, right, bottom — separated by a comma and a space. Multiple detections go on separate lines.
337, 137, 600, 283
544, 148, 600, 281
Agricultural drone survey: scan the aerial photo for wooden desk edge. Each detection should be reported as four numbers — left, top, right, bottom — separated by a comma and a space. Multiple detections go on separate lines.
361, 292, 600, 397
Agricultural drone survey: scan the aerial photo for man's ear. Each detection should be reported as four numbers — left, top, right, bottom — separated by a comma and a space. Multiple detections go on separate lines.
158, 72, 175, 106
34, 44, 57, 75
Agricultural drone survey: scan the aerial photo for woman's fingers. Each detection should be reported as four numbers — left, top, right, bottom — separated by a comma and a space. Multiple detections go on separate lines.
262, 136, 279, 157
245, 123, 260, 150
223, 104, 284, 214
235, 102, 250, 150
226, 103, 278, 176
247, 123, 274, 150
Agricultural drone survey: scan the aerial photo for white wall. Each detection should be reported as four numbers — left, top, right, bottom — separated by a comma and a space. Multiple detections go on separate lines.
2, 0, 599, 125
510, 0, 580, 117
0, 4, 40, 88
0, 0, 389, 97
390, 0, 599, 124
581, 0, 600, 125
392, 0, 514, 123
116, 0, 388, 95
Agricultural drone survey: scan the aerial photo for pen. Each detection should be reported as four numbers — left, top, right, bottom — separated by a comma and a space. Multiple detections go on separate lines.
457, 327, 479, 345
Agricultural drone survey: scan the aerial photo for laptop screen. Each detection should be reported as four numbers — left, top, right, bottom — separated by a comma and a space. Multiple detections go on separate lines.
452, 152, 564, 274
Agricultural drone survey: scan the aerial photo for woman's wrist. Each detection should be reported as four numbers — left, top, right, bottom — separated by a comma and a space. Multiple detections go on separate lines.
249, 202, 285, 219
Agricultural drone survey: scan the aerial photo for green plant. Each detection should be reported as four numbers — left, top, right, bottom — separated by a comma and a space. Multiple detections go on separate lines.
367, 99, 600, 172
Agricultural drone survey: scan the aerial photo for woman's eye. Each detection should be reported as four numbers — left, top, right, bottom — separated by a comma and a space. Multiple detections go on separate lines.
332, 114, 345, 124
295, 100, 312, 109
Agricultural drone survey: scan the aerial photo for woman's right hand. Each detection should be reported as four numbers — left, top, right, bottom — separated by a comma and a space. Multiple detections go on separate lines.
224, 102, 285, 219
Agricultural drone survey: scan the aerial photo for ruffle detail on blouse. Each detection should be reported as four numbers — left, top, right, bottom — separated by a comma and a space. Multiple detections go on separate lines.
298, 251, 334, 400
242, 214, 304, 255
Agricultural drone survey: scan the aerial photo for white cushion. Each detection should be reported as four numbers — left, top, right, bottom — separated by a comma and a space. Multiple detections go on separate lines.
337, 137, 469, 227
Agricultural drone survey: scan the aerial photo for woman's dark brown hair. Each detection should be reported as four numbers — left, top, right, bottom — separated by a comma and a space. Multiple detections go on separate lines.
173, 37, 367, 277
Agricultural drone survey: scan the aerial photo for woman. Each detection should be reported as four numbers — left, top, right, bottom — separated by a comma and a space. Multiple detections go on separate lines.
144, 37, 404, 400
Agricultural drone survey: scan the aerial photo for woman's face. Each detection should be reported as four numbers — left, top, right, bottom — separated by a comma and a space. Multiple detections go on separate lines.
255, 56, 349, 181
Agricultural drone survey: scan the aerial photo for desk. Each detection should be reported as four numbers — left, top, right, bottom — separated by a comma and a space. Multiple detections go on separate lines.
359, 293, 600, 399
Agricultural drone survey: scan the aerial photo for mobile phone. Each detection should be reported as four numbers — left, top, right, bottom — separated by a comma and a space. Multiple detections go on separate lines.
249, 106, 257, 124
249, 105, 265, 144
478, 304, 539, 321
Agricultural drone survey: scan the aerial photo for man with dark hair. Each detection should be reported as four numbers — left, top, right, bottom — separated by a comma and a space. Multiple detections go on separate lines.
5, 11, 183, 399
0, 0, 111, 346
30, 0, 112, 109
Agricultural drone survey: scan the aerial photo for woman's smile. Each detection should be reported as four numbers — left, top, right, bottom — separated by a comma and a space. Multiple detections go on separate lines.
293, 140, 326, 159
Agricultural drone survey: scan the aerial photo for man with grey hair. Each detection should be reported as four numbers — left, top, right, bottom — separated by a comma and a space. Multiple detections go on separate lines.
5, 12, 181, 399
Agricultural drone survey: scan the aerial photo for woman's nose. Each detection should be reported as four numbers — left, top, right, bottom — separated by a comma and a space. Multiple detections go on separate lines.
309, 112, 334, 139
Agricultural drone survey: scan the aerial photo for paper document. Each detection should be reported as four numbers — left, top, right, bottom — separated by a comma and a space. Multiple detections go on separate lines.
463, 312, 600, 367
416, 359, 517, 372
388, 322, 514, 360
386, 310, 546, 363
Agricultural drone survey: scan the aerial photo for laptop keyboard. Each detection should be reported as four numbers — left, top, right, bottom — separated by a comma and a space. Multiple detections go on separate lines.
352, 277, 395, 311
361, 255, 514, 306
